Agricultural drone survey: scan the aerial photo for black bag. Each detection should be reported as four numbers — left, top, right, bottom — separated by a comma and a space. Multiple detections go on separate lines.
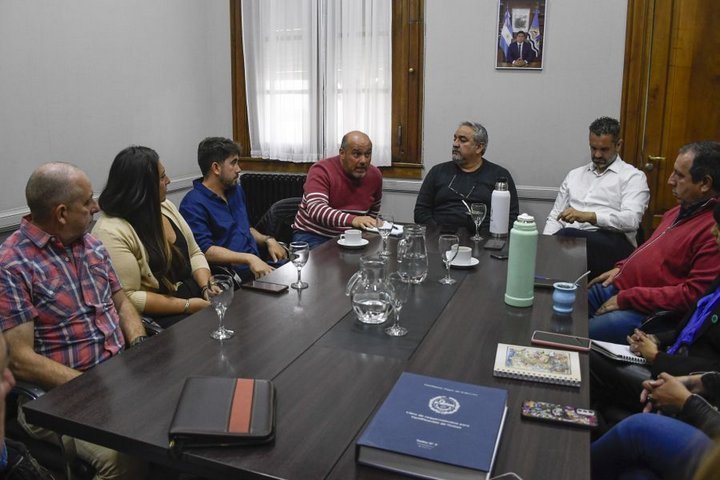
2, 438, 56, 480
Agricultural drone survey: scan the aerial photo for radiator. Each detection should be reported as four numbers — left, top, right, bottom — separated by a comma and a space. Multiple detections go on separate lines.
240, 172, 307, 226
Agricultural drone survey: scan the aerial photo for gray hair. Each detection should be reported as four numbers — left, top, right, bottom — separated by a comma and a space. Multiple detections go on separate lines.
26, 162, 85, 222
459, 121, 489, 147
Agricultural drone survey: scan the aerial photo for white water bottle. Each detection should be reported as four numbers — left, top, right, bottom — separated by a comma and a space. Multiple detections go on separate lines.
490, 177, 510, 238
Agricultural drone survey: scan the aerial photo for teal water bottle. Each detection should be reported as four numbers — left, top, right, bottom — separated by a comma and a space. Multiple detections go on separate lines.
504, 213, 538, 307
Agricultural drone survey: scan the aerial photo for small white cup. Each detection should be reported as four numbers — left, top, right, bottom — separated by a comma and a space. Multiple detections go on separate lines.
340, 229, 363, 245
452, 245, 473, 264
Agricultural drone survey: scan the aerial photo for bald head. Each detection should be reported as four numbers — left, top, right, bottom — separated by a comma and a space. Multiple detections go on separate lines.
26, 162, 87, 222
339, 131, 373, 179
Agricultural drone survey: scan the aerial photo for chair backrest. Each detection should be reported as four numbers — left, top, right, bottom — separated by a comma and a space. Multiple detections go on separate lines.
256, 197, 302, 244
239, 173, 306, 226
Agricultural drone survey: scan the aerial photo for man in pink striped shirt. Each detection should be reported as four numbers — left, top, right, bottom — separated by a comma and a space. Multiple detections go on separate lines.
292, 131, 383, 248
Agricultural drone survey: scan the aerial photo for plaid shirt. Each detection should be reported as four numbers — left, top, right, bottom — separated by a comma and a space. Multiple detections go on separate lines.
0, 216, 125, 371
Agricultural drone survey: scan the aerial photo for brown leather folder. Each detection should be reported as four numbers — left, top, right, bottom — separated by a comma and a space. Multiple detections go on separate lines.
168, 376, 275, 450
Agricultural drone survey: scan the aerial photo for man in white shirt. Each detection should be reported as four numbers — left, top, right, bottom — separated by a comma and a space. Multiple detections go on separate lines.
544, 117, 650, 277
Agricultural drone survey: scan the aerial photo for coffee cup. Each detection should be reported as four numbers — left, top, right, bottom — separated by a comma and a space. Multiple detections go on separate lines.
340, 229, 363, 245
452, 245, 473, 264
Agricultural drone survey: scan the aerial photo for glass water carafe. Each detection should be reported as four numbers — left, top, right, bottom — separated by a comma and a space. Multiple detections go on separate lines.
345, 255, 394, 324
396, 224, 428, 284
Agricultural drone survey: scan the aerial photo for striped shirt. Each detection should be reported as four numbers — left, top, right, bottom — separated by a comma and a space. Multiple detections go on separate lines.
292, 156, 383, 237
0, 217, 125, 371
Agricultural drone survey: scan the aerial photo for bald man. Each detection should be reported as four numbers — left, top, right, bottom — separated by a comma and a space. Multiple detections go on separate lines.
292, 130, 384, 248
0, 163, 147, 479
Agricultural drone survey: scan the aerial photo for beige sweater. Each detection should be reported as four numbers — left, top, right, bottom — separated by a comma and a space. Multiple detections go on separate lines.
92, 200, 209, 312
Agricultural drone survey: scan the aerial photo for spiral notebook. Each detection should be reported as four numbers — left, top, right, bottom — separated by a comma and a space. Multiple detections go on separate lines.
590, 340, 648, 365
493, 343, 582, 387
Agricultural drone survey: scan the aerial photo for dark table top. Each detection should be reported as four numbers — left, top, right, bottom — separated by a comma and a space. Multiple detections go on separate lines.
24, 229, 590, 480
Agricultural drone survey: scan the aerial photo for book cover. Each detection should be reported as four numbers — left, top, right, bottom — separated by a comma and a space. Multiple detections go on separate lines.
168, 376, 275, 450
357, 372, 508, 480
493, 343, 582, 387
591, 340, 648, 365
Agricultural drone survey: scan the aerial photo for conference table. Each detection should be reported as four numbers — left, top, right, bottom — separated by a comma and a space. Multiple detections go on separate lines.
24, 228, 590, 479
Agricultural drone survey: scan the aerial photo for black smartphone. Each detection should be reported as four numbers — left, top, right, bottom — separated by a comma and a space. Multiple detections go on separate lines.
534, 276, 562, 289
240, 280, 289, 294
531, 330, 591, 352
522, 400, 598, 428
490, 253, 508, 260
483, 239, 506, 250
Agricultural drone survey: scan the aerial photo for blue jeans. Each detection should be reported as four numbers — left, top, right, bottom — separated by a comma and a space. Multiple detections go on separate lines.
292, 230, 330, 250
592, 413, 712, 480
588, 283, 646, 343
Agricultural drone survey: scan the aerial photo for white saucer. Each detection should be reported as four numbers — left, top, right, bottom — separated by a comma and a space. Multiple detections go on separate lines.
337, 238, 369, 249
450, 257, 479, 269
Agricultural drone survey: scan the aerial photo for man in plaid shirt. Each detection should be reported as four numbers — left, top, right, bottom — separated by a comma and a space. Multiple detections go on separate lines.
0, 163, 147, 479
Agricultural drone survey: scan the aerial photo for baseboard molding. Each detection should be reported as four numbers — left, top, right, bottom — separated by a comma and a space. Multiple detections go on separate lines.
383, 179, 558, 201
0, 177, 556, 233
0, 174, 199, 232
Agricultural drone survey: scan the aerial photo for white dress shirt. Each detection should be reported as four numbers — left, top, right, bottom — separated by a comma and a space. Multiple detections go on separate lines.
543, 156, 650, 247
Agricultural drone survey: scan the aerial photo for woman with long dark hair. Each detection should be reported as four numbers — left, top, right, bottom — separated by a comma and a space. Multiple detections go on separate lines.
93, 146, 210, 326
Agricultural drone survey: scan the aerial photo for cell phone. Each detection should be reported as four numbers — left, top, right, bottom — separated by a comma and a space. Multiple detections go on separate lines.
534, 276, 562, 289
521, 401, 598, 428
483, 239, 506, 250
490, 253, 508, 260
531, 330, 591, 352
240, 280, 289, 294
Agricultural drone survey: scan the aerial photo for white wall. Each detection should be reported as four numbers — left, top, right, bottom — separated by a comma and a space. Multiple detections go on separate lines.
0, 0, 231, 228
0, 0, 628, 231
386, 0, 628, 227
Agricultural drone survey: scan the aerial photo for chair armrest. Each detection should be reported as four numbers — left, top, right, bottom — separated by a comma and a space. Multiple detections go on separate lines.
12, 380, 47, 402
141, 316, 164, 336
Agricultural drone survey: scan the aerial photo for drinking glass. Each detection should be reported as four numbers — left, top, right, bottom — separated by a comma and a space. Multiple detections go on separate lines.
290, 241, 310, 289
470, 203, 487, 241
377, 214, 394, 257
208, 274, 235, 340
438, 234, 460, 285
385, 271, 409, 336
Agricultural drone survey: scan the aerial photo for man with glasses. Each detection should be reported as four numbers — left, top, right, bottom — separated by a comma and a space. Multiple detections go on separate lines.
414, 121, 519, 232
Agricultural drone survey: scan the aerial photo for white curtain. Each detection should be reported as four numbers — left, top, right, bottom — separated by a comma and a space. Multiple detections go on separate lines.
242, 0, 391, 165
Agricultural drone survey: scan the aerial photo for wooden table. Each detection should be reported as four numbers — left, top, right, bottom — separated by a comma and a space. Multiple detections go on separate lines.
24, 229, 590, 479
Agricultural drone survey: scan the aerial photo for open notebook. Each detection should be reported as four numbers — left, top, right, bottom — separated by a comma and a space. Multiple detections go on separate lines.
591, 340, 648, 365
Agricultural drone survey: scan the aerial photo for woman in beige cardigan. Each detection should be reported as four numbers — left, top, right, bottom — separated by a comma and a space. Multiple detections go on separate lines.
93, 146, 211, 326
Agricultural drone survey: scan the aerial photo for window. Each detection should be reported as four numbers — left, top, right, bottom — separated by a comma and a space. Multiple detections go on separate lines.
230, 0, 424, 178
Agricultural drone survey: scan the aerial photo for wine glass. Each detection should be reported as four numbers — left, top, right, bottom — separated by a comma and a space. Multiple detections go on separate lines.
290, 241, 310, 289
470, 203, 487, 241
208, 274, 235, 340
377, 214, 394, 257
385, 271, 409, 336
438, 234, 460, 285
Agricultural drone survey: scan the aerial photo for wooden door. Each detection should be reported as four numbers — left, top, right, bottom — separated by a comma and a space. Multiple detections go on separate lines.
621, 0, 720, 232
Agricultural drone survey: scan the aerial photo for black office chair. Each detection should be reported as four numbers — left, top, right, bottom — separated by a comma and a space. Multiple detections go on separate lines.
255, 196, 302, 245
6, 382, 94, 479
638, 310, 683, 334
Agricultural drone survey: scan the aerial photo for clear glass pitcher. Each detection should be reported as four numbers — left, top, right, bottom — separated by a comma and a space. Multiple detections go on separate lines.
396, 224, 428, 284
345, 255, 394, 324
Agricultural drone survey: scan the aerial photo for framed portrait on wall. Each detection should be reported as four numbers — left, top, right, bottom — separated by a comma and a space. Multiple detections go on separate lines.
496, 0, 547, 70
